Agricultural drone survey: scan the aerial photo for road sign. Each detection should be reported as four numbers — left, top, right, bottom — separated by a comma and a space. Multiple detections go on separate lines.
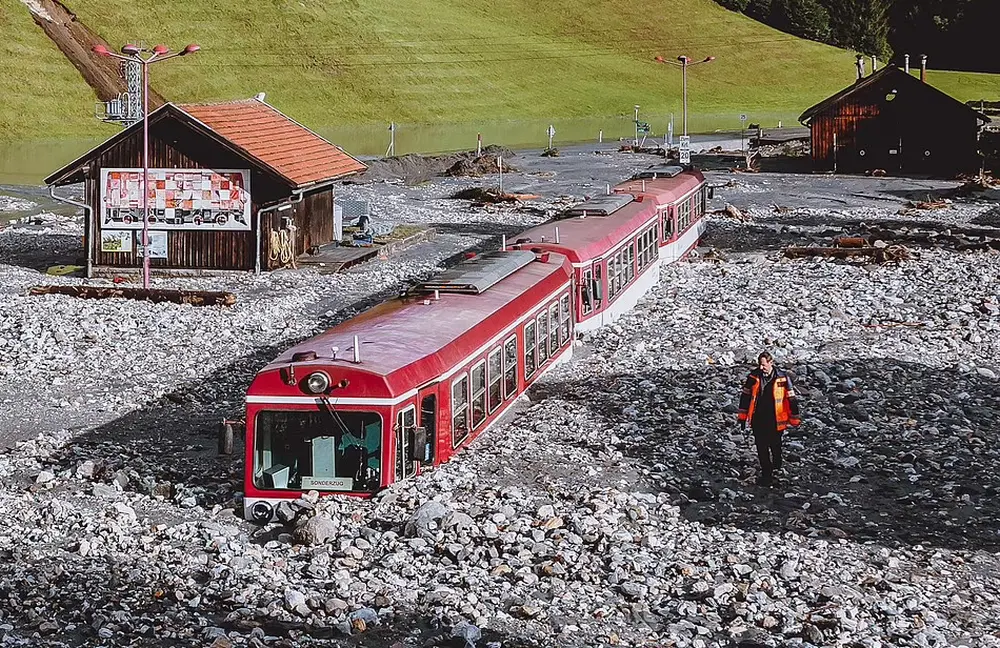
739, 113, 748, 122
679, 135, 691, 164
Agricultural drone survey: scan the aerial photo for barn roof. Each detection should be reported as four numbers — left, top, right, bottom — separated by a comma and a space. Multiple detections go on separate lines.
46, 97, 366, 187
799, 66, 990, 125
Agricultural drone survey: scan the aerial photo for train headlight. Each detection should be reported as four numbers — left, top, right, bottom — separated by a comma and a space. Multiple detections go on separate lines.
249, 501, 273, 524
304, 371, 331, 394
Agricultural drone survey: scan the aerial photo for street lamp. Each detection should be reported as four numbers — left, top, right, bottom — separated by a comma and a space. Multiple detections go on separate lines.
92, 42, 201, 289
654, 55, 715, 137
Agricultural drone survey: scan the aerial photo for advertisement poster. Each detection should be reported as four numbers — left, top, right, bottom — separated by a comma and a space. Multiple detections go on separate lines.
100, 168, 251, 231
137, 231, 168, 259
100, 230, 132, 253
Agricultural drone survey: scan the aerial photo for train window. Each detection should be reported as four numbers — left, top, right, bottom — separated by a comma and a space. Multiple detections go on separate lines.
451, 375, 469, 447
626, 242, 635, 283
581, 268, 594, 315
254, 410, 382, 493
488, 348, 502, 413
594, 263, 603, 310
548, 304, 559, 357
395, 406, 416, 482
524, 321, 537, 377
503, 335, 518, 398
662, 210, 674, 241
536, 313, 549, 363
608, 257, 618, 300
471, 361, 487, 429
559, 293, 571, 344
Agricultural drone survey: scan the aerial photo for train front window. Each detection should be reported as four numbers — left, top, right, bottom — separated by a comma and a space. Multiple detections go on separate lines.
254, 410, 382, 493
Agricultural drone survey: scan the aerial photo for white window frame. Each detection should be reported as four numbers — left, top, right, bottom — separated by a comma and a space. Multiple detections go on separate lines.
451, 373, 470, 448
487, 347, 503, 414
470, 359, 487, 429
503, 334, 518, 398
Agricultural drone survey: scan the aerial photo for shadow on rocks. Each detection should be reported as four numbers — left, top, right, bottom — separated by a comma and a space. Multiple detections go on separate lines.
0, 231, 82, 273
34, 280, 415, 512
531, 357, 1000, 552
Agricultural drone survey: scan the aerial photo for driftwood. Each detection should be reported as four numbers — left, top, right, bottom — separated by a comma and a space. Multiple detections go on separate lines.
28, 285, 237, 307
784, 245, 911, 263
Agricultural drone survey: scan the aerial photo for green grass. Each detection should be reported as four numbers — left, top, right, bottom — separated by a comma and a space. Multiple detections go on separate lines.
1, 0, 998, 143
0, 0, 115, 140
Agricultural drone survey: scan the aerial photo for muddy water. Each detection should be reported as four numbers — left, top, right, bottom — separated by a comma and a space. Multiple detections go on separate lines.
0, 111, 798, 186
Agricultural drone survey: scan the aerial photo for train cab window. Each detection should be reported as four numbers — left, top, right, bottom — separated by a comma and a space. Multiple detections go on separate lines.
503, 335, 518, 398
559, 293, 571, 344
536, 313, 549, 362
548, 304, 559, 357
254, 410, 381, 494
451, 375, 470, 446
488, 348, 502, 413
524, 322, 537, 377
581, 268, 594, 315
471, 361, 487, 429
395, 406, 417, 481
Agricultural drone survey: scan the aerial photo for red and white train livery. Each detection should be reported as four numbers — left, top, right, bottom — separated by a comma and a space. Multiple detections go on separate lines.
509, 164, 708, 330
240, 165, 709, 521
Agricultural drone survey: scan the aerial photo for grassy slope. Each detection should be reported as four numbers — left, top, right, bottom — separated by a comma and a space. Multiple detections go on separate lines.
0, 0, 114, 139
2, 0, 998, 140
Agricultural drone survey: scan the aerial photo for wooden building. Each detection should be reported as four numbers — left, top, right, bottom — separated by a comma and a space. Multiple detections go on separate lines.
45, 97, 366, 276
799, 67, 989, 176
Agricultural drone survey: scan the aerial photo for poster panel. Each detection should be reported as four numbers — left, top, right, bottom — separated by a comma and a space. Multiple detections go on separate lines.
100, 168, 251, 231
137, 231, 168, 259
100, 230, 132, 253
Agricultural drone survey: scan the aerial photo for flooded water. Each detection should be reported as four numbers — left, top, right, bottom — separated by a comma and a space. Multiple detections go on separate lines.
0, 111, 798, 187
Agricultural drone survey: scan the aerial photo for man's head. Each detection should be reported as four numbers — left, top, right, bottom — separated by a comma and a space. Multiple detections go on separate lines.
757, 351, 774, 373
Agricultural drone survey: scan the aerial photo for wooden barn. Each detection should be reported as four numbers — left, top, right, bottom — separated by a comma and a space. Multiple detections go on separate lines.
45, 97, 366, 276
799, 66, 990, 176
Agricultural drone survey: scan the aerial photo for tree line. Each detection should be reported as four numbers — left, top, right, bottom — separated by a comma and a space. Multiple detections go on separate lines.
715, 0, 996, 73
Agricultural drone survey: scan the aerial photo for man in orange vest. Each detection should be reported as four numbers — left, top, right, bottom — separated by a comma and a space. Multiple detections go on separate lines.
738, 351, 801, 487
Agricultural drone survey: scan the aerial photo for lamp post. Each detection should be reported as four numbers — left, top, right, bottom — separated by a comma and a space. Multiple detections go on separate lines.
92, 42, 200, 289
654, 55, 715, 137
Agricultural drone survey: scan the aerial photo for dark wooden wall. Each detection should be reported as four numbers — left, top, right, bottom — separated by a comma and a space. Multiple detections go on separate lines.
84, 116, 337, 272
809, 76, 983, 175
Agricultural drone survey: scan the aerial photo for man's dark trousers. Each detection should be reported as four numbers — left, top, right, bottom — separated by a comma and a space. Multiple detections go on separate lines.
752, 422, 781, 485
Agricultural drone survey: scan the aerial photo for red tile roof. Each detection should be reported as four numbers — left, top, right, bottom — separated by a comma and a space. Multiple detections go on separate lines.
178, 99, 366, 187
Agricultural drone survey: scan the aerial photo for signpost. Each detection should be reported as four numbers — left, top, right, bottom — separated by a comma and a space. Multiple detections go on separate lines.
679, 135, 691, 164
740, 113, 748, 153
497, 155, 503, 194
547, 124, 556, 150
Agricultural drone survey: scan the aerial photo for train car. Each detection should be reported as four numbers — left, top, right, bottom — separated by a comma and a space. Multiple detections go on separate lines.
242, 250, 574, 522
509, 165, 708, 332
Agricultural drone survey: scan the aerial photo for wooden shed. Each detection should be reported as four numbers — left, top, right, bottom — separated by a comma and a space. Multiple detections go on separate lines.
799, 67, 989, 176
45, 97, 366, 276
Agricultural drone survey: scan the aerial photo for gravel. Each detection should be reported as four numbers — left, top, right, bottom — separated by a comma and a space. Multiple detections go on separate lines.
1, 147, 1000, 647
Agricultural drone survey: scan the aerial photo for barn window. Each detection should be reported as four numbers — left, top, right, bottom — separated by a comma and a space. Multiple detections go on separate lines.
451, 374, 469, 446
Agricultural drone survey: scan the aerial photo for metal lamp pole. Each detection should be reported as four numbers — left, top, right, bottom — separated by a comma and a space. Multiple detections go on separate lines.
654, 55, 715, 137
92, 42, 200, 289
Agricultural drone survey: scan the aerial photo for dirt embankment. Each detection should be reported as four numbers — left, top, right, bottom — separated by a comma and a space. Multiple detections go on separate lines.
24, 0, 165, 106
353, 145, 516, 185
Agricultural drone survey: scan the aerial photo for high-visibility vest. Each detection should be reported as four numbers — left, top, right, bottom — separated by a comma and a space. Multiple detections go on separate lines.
738, 371, 801, 431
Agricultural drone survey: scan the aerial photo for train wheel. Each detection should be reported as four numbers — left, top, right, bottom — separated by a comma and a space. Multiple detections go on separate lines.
218, 422, 234, 455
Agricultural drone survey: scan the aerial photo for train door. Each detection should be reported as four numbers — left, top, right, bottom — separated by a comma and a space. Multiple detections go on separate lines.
418, 386, 437, 464
394, 405, 417, 482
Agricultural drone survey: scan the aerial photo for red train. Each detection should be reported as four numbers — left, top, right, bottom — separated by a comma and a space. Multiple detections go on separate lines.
242, 164, 708, 522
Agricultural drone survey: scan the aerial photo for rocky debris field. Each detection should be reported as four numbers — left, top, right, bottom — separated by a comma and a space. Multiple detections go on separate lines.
2, 150, 1000, 647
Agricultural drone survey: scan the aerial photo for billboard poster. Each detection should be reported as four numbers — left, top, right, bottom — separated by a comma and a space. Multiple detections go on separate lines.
100, 230, 132, 253
100, 168, 251, 231
137, 231, 168, 259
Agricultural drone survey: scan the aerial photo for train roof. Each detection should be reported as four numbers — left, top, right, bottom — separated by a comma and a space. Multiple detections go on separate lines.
615, 169, 705, 205
509, 170, 705, 264
511, 200, 656, 264
251, 251, 572, 398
